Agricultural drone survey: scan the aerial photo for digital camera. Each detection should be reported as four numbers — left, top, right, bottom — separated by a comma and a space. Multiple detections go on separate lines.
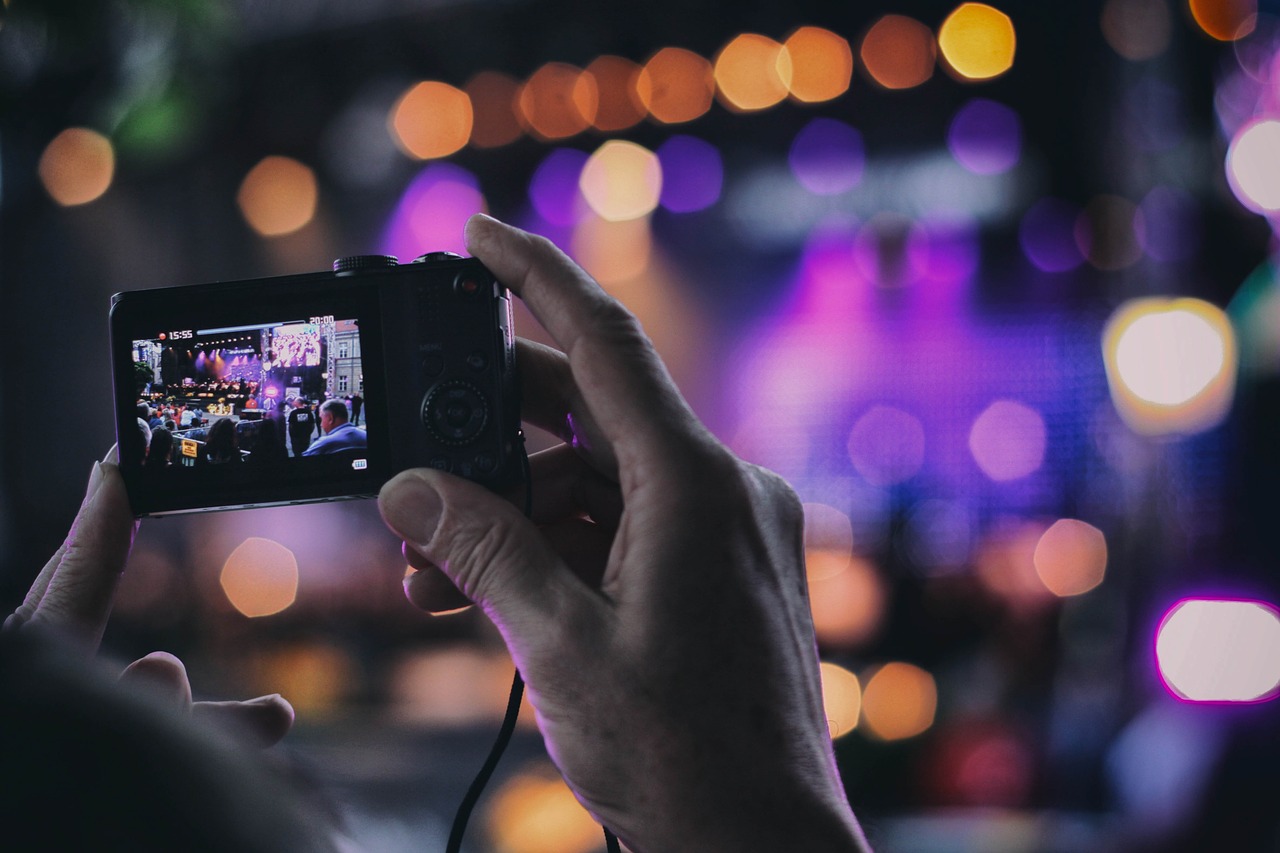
110, 253, 521, 516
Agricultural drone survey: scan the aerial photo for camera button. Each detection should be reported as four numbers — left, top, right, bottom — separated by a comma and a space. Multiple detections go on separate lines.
428, 456, 452, 472
473, 452, 496, 473
466, 351, 487, 371
422, 353, 445, 377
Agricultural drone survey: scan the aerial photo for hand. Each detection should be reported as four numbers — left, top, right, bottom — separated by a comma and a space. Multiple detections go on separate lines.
6, 450, 293, 747
379, 216, 870, 852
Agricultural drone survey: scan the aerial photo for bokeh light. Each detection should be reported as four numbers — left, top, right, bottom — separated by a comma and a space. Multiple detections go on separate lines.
906, 218, 981, 290
38, 127, 115, 206
1100, 0, 1172, 61
862, 662, 938, 741
809, 554, 888, 648
788, 118, 865, 196
236, 156, 318, 237
1189, 0, 1258, 41
714, 33, 793, 111
570, 215, 653, 284
1019, 197, 1084, 273
529, 148, 589, 227
947, 98, 1021, 175
782, 26, 854, 103
803, 502, 855, 578
975, 517, 1054, 608
1156, 599, 1280, 702
487, 765, 603, 853
582, 55, 645, 132
1103, 297, 1237, 435
1226, 119, 1280, 213
389, 81, 473, 159
1033, 519, 1108, 597
860, 15, 936, 90
518, 62, 595, 140
579, 140, 662, 222
820, 662, 863, 738
847, 405, 927, 487
388, 648, 519, 725
636, 47, 715, 124
937, 3, 1017, 81
381, 162, 485, 259
1075, 194, 1144, 271
968, 400, 1046, 482
655, 135, 722, 213
219, 537, 299, 618
465, 71, 523, 148
247, 643, 353, 717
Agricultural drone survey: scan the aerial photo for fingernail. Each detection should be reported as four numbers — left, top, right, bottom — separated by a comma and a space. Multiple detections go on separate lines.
247, 693, 284, 705
381, 473, 443, 549
84, 462, 104, 501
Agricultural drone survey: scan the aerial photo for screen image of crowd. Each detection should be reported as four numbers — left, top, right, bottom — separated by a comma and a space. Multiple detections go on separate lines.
132, 320, 367, 470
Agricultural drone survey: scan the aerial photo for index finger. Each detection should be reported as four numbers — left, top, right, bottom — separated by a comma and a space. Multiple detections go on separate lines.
466, 215, 714, 478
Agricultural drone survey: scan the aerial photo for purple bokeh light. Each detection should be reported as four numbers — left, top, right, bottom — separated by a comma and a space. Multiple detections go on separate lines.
529, 148, 589, 227
907, 218, 980, 307
380, 163, 485, 259
788, 118, 865, 196
969, 399, 1047, 482
947, 99, 1022, 176
1138, 185, 1201, 263
656, 135, 723, 213
847, 404, 927, 487
1020, 198, 1084, 273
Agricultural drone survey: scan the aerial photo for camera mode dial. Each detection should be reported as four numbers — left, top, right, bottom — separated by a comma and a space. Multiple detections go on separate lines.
333, 255, 398, 273
422, 380, 490, 445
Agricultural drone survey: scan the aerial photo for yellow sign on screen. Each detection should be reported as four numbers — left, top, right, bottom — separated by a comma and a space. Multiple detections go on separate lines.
182, 438, 198, 458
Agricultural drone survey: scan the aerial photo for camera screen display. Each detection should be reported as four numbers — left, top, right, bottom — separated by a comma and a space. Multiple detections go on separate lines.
129, 315, 371, 475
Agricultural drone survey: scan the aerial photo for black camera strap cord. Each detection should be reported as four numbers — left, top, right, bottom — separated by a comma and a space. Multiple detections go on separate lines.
445, 436, 621, 853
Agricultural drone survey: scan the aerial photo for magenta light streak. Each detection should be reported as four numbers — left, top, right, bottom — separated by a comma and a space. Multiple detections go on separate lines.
656, 135, 723, 213
529, 148, 589, 226
788, 118, 865, 196
1019, 198, 1084, 273
380, 163, 485, 259
947, 99, 1022, 176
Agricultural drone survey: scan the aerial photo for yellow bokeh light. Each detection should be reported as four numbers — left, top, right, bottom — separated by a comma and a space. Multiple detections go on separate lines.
466, 71, 524, 149
809, 554, 888, 648
571, 214, 653, 285
859, 15, 937, 90
1103, 297, 1237, 435
783, 26, 854, 103
1033, 519, 1107, 597
579, 139, 662, 222
247, 643, 353, 717
518, 62, 596, 141
1227, 119, 1280, 213
582, 55, 646, 132
862, 662, 937, 741
390, 81, 473, 160
636, 47, 715, 124
236, 156, 318, 237
219, 537, 299, 617
714, 33, 793, 112
38, 127, 115, 206
1189, 0, 1257, 41
938, 3, 1017, 81
487, 765, 603, 853
1100, 0, 1172, 61
820, 662, 863, 739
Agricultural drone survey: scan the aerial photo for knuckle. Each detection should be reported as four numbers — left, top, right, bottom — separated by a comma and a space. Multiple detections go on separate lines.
434, 509, 526, 602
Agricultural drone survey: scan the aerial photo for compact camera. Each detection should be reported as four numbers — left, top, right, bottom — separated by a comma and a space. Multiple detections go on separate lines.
110, 253, 521, 516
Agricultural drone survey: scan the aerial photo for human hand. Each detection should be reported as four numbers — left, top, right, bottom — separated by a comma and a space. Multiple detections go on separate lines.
6, 450, 293, 747
379, 216, 869, 852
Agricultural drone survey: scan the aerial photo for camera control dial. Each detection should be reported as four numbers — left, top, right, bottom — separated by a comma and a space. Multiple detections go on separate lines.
422, 380, 489, 445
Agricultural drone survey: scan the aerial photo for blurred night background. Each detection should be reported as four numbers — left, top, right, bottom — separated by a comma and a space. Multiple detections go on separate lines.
3, 0, 1280, 850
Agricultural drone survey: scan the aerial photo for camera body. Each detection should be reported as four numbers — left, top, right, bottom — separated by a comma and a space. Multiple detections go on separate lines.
110, 253, 520, 516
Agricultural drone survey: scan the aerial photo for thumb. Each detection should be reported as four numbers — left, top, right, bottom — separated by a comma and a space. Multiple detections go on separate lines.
378, 468, 599, 647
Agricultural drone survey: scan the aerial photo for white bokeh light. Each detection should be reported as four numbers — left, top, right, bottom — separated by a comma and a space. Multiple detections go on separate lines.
1156, 599, 1280, 703
1227, 119, 1280, 214
1114, 309, 1226, 406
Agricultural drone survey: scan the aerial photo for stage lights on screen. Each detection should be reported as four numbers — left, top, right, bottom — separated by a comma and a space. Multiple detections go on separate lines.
236, 156, 318, 237
1156, 599, 1280, 703
38, 127, 115, 206
1103, 298, 1237, 436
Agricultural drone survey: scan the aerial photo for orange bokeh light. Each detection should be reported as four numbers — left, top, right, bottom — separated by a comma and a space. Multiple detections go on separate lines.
465, 71, 523, 149
38, 127, 115, 206
236, 156, 318, 237
1189, 0, 1257, 41
820, 662, 863, 739
862, 662, 938, 741
937, 3, 1017, 81
487, 765, 603, 853
808, 553, 888, 648
860, 15, 937, 90
636, 47, 716, 124
783, 26, 854, 103
518, 62, 596, 141
1033, 519, 1108, 597
390, 81, 473, 159
582, 55, 646, 132
714, 33, 793, 111
219, 536, 299, 617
